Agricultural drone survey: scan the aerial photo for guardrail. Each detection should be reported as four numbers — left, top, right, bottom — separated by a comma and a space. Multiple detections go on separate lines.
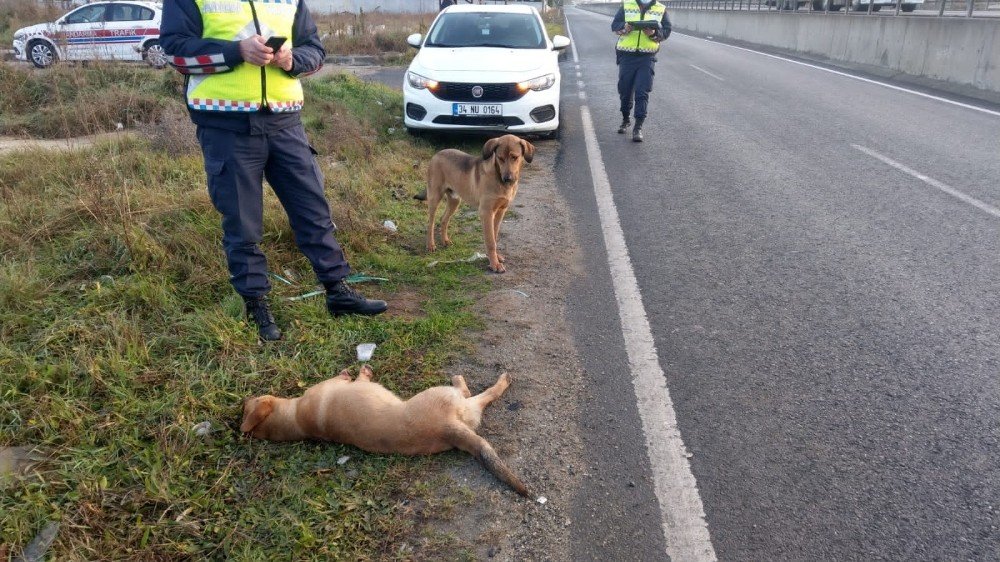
666, 0, 1000, 17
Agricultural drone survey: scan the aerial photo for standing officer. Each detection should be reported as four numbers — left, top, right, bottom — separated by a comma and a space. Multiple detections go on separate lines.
611, 0, 671, 142
160, 0, 387, 342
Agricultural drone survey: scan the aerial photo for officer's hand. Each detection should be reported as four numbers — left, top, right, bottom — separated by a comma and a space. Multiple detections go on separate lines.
642, 27, 656, 37
617, 23, 632, 35
240, 35, 273, 66
270, 44, 293, 72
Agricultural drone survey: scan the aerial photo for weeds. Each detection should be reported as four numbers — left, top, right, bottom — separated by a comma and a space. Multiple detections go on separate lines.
1, 72, 489, 559
0, 62, 178, 138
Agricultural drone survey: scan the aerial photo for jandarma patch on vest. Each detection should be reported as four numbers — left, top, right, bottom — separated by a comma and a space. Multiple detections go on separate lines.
202, 1, 242, 13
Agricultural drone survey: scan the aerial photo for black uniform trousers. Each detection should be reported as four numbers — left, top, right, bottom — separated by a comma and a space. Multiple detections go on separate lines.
197, 123, 350, 298
617, 52, 656, 121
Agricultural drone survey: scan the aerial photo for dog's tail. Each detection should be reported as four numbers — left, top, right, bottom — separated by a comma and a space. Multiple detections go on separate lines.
447, 424, 532, 498
413, 189, 427, 201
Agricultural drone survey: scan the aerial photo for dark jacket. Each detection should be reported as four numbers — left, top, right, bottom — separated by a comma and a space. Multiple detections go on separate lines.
159, 0, 326, 133
611, 1, 672, 54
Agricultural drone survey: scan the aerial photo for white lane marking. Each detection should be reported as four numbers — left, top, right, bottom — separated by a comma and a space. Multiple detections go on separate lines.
565, 12, 580, 63
579, 90, 587, 100
577, 80, 586, 89
688, 64, 724, 81
852, 144, 1000, 219
678, 32, 1000, 119
576, 71, 582, 78
580, 103, 717, 562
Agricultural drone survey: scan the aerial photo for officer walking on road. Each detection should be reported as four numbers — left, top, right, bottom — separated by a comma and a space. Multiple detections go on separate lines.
611, 0, 671, 142
160, 0, 387, 342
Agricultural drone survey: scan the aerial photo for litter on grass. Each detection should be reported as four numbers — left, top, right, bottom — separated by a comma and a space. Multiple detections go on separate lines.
357, 343, 376, 361
427, 252, 488, 268
286, 273, 388, 301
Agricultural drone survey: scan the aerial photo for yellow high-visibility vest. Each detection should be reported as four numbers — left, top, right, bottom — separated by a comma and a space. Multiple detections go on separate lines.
617, 0, 666, 54
187, 0, 304, 112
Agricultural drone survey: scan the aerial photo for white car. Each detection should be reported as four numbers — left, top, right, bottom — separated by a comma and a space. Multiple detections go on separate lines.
403, 4, 571, 137
12, 1, 165, 69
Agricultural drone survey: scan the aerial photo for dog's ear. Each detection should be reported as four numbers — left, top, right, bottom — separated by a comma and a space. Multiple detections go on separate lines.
360, 364, 374, 379
240, 395, 275, 434
482, 137, 501, 161
520, 138, 535, 164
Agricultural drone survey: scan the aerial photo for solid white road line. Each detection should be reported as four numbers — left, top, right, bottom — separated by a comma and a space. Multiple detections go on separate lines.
689, 64, 725, 81
852, 144, 1000, 220
580, 104, 717, 561
567, 11, 717, 559
565, 12, 580, 63
677, 33, 1000, 119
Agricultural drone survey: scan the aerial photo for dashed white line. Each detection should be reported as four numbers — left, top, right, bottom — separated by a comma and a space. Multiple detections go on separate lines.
852, 144, 1000, 219
578, 90, 587, 100
688, 64, 724, 81
678, 33, 1000, 119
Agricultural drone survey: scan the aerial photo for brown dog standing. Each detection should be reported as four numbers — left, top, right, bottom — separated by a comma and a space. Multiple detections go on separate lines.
422, 134, 535, 273
240, 366, 532, 498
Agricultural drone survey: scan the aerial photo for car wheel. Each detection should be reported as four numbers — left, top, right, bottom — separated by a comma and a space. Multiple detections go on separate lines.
871, 4, 882, 10
144, 40, 168, 69
28, 40, 56, 69
900, 2, 915, 9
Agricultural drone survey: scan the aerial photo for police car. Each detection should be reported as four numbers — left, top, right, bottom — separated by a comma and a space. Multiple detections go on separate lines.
11, 1, 165, 69
403, 4, 571, 138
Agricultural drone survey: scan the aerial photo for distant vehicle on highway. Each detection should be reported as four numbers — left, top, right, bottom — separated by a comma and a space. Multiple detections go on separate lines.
402, 4, 571, 137
11, 1, 165, 69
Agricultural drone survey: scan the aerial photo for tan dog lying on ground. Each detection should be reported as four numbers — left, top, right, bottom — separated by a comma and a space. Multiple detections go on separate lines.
420, 134, 535, 274
240, 365, 531, 497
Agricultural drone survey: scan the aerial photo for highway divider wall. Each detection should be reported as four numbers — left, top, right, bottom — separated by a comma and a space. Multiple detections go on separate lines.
577, 3, 1000, 101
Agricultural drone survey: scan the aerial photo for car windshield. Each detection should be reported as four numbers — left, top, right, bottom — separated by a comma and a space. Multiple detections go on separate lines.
425, 12, 545, 49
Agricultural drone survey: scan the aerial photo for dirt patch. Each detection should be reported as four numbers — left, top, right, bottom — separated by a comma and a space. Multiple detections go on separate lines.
422, 139, 588, 560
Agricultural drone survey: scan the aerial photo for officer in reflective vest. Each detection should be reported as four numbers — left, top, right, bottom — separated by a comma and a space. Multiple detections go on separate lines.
160, 0, 387, 342
612, 0, 671, 142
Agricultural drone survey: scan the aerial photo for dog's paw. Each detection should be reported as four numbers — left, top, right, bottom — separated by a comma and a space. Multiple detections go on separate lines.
427, 243, 437, 253
488, 263, 506, 274
498, 372, 512, 386
496, 252, 506, 263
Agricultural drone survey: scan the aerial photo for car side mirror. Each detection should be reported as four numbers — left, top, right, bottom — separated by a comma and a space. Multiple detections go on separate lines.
407, 33, 423, 49
552, 35, 570, 51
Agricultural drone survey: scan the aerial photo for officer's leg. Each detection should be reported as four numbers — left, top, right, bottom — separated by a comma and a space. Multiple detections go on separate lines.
263, 125, 351, 286
197, 126, 271, 298
617, 56, 639, 120
632, 55, 656, 122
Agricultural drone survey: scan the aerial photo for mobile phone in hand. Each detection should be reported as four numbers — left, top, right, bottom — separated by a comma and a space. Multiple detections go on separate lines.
264, 36, 287, 51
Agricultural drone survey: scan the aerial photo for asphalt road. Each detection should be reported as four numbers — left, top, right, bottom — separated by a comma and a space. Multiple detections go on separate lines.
559, 6, 1000, 560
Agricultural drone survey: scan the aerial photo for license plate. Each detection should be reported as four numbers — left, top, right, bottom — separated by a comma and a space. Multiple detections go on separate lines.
452, 103, 503, 116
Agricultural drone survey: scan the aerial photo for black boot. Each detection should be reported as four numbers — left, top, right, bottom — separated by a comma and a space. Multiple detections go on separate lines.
325, 281, 388, 317
617, 115, 631, 134
632, 118, 645, 143
244, 296, 282, 341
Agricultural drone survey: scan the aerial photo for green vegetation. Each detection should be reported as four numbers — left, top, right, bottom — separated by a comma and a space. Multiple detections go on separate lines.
0, 69, 488, 559
314, 11, 432, 65
0, 0, 61, 46
0, 63, 177, 138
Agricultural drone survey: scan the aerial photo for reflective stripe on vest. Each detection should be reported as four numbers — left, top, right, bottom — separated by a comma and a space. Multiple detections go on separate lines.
617, 0, 666, 54
187, 0, 304, 113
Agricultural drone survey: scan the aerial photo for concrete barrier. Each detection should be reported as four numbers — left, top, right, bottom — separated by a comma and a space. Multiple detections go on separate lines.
576, 3, 1000, 102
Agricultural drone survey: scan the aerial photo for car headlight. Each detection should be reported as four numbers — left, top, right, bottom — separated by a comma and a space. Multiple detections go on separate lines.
407, 72, 438, 91
517, 74, 556, 92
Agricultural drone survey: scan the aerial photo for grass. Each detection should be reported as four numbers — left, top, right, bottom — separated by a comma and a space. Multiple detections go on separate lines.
0, 0, 62, 46
0, 69, 491, 559
0, 63, 177, 139
314, 11, 434, 65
